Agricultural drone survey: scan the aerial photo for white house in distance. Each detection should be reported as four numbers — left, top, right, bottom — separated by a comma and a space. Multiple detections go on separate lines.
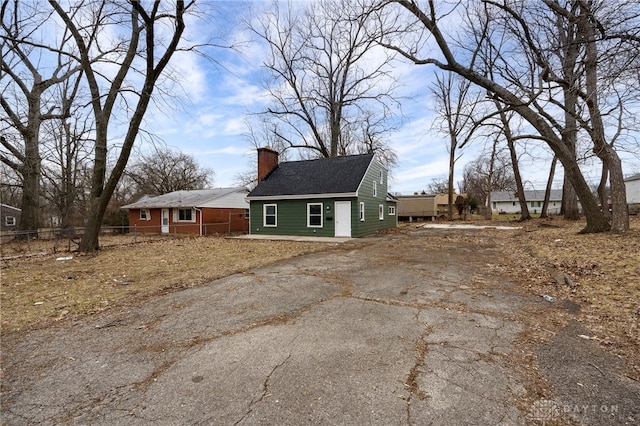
491, 190, 563, 215
625, 173, 640, 214
625, 173, 640, 204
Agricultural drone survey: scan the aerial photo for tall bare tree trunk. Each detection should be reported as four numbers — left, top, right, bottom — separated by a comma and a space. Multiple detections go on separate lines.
597, 162, 610, 221
540, 156, 557, 218
493, 99, 530, 221
448, 136, 455, 221
576, 2, 628, 233
484, 138, 498, 220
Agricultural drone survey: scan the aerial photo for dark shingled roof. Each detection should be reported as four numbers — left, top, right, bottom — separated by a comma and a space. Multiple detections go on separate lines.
248, 153, 375, 197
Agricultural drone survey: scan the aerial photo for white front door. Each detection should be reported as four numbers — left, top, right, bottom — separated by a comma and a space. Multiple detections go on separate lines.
334, 201, 351, 237
161, 209, 169, 234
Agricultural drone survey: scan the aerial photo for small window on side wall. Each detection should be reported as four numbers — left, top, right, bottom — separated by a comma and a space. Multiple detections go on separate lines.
5, 216, 16, 226
359, 202, 365, 221
388, 206, 396, 216
307, 203, 323, 227
264, 204, 277, 227
379, 204, 384, 220
139, 209, 150, 220
373, 181, 377, 197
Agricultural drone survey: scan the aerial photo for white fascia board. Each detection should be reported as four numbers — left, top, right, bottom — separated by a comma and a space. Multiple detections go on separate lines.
246, 192, 357, 201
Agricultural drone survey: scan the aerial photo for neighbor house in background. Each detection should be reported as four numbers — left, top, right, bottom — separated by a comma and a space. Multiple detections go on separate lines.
0, 203, 21, 232
625, 173, 640, 214
246, 148, 397, 238
491, 190, 563, 215
121, 188, 249, 235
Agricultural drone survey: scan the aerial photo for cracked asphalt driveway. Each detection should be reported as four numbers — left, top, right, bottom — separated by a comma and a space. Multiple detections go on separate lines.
2, 228, 561, 425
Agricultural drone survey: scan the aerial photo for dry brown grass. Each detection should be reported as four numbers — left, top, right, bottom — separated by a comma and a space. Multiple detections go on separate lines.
485, 215, 640, 380
1, 236, 324, 333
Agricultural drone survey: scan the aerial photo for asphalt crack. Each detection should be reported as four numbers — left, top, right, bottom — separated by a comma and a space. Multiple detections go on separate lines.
405, 317, 433, 426
234, 353, 292, 425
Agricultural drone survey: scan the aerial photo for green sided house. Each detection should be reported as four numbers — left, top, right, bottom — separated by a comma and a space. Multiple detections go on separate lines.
246, 147, 397, 238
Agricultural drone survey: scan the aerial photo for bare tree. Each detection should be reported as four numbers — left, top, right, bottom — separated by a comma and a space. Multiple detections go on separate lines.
126, 147, 214, 196
39, 74, 93, 235
49, 0, 193, 252
249, 0, 401, 165
379, 0, 639, 233
0, 0, 81, 235
491, 100, 532, 221
425, 177, 449, 195
462, 146, 516, 215
430, 71, 481, 220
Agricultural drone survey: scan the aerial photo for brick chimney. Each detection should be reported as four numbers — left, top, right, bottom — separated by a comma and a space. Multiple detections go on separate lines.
257, 147, 279, 182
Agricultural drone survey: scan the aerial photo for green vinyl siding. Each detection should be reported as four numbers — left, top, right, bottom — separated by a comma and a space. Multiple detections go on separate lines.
351, 159, 396, 237
250, 198, 356, 237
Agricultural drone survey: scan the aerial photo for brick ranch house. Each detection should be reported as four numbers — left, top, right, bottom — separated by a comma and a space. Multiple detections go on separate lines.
121, 188, 249, 235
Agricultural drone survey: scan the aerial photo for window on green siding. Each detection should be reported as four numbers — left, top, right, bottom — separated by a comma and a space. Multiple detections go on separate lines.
359, 202, 365, 221
380, 169, 384, 184
388, 206, 396, 216
264, 204, 277, 227
373, 181, 377, 197
379, 204, 384, 220
176, 208, 194, 222
307, 203, 323, 227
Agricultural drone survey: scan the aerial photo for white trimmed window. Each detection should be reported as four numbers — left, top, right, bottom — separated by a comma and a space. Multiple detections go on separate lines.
139, 209, 150, 220
359, 202, 365, 221
245, 209, 250, 219
5, 216, 16, 226
264, 204, 277, 227
388, 206, 396, 216
380, 169, 384, 184
379, 204, 384, 220
175, 208, 195, 222
373, 181, 377, 197
307, 203, 323, 227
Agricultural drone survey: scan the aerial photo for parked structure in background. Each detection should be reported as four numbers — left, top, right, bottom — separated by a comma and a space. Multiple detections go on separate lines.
0, 204, 21, 232
491, 190, 563, 215
396, 193, 469, 221
396, 194, 437, 221
247, 148, 397, 238
625, 173, 640, 214
121, 188, 249, 235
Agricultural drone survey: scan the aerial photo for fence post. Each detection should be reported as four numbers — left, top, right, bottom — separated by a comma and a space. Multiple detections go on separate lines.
134, 224, 137, 243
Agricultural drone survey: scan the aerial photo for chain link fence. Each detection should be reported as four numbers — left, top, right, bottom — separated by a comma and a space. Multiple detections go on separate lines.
0, 221, 244, 259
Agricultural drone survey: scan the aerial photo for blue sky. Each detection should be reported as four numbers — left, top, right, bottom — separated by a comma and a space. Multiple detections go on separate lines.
139, 1, 638, 196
